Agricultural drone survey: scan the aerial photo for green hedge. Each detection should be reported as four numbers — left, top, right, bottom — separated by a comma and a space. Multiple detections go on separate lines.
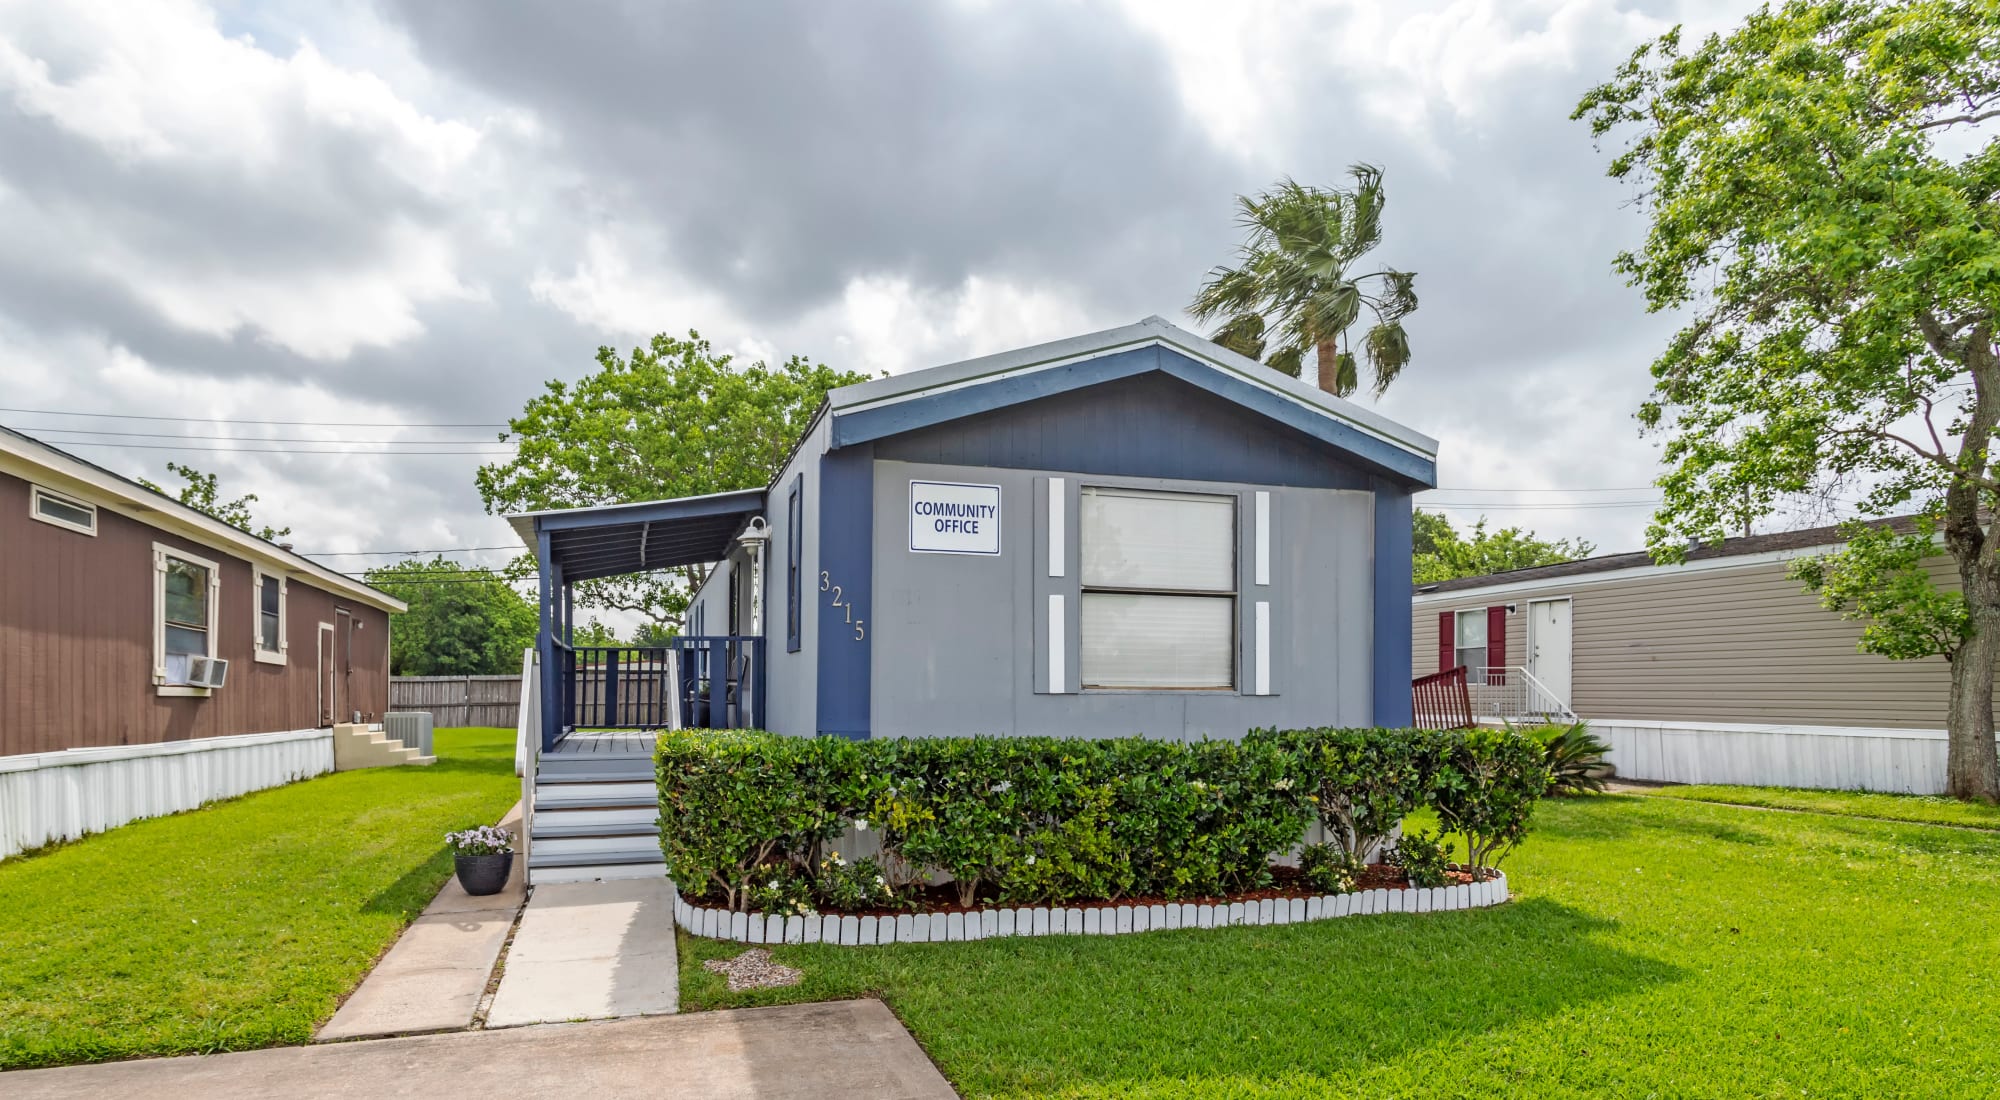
656, 726, 1549, 913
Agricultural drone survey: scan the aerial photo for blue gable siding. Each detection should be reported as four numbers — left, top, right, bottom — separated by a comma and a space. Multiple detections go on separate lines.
873, 370, 1376, 490
837, 345, 1434, 487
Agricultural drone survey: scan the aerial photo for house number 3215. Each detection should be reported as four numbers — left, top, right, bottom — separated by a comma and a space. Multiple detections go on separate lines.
819, 571, 866, 641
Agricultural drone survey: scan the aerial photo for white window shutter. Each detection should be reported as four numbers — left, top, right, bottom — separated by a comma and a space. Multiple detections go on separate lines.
1035, 477, 1076, 694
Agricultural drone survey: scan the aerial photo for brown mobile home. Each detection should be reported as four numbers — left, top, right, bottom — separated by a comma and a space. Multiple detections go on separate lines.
0, 425, 406, 857
1410, 518, 1989, 794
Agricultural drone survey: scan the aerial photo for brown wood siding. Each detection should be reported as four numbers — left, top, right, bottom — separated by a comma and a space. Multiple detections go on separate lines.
1413, 556, 1968, 729
0, 472, 390, 756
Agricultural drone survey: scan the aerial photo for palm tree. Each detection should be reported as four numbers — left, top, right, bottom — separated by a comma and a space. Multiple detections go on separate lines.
1190, 166, 1418, 398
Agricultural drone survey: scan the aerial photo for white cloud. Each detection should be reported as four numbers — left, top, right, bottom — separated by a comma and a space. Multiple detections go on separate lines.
0, 0, 489, 359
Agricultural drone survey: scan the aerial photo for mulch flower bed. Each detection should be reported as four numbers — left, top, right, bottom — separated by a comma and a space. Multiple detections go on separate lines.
686, 863, 1482, 919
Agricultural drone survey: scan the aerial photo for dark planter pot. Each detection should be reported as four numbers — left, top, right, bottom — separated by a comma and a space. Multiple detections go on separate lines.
455, 852, 514, 896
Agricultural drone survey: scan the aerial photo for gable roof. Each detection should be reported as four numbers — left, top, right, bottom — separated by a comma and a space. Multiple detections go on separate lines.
0, 424, 406, 613
824, 316, 1439, 487
1414, 514, 1926, 599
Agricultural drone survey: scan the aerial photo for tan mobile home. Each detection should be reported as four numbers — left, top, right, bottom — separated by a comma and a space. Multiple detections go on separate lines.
1410, 518, 1986, 794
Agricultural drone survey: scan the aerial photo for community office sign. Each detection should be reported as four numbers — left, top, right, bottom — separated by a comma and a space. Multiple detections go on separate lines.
909, 480, 1001, 555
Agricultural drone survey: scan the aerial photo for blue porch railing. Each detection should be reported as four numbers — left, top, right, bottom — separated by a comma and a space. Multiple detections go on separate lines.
559, 636, 765, 735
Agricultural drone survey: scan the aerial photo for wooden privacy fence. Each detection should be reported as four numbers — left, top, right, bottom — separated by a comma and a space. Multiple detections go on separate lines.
391, 675, 521, 728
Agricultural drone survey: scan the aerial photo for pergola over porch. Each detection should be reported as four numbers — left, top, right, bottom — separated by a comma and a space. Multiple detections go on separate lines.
508, 488, 769, 752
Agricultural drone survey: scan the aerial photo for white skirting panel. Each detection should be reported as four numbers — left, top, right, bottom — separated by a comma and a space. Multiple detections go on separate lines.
1596, 719, 2000, 795
0, 728, 333, 860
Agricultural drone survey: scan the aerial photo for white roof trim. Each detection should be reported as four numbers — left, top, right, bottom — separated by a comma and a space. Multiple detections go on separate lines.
0, 429, 406, 613
1411, 543, 1839, 605
827, 316, 1439, 460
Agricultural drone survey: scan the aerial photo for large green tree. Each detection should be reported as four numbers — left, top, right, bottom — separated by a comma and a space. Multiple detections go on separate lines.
476, 332, 867, 630
1576, 0, 2000, 800
366, 558, 537, 676
1413, 511, 1596, 584
1190, 166, 1419, 397
140, 462, 290, 541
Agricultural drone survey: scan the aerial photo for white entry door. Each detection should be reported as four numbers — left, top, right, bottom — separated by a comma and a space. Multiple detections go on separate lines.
1526, 598, 1573, 713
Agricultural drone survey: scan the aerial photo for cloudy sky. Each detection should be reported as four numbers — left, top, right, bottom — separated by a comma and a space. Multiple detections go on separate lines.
1, 0, 1758, 589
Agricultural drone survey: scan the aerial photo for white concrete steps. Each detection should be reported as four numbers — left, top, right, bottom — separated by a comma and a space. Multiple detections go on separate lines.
332, 723, 435, 770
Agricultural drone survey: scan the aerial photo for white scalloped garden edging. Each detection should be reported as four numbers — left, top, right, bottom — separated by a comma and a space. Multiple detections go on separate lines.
673, 871, 1508, 947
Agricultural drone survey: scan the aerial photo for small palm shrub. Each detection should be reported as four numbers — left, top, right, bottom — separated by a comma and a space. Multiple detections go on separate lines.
1535, 722, 1612, 795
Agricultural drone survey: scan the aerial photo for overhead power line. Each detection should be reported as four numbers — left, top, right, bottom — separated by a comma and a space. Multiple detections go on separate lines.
21, 426, 505, 444
0, 407, 508, 428
33, 440, 513, 455
302, 546, 519, 557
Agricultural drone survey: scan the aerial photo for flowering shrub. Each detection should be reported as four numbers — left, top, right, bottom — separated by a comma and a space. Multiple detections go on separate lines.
656, 726, 1545, 911
445, 825, 512, 856
1247, 726, 1440, 864
816, 852, 904, 911
1296, 842, 1362, 894
1388, 829, 1453, 888
742, 862, 816, 917
1431, 727, 1552, 880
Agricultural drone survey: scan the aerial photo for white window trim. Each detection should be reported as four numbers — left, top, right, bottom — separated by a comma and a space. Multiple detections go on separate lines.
1078, 485, 1239, 692
1453, 608, 1489, 672
253, 566, 289, 666
29, 484, 97, 536
154, 542, 220, 697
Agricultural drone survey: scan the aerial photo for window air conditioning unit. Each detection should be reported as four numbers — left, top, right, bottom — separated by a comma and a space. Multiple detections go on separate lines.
186, 657, 230, 690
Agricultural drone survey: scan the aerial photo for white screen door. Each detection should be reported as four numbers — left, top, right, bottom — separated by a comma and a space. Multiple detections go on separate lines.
1527, 599, 1572, 712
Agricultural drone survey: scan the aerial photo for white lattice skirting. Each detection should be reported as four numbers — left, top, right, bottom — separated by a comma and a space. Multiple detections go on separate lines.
0, 729, 333, 860
675, 871, 1509, 946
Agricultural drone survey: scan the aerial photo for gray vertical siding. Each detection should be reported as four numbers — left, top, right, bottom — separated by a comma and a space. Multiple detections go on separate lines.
869, 459, 1374, 740
760, 414, 828, 736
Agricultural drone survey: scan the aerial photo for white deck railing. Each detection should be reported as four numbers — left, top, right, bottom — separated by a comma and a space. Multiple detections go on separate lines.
1467, 667, 1576, 722
516, 647, 539, 879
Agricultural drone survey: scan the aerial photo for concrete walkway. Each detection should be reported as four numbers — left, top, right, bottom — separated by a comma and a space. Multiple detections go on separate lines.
316, 803, 527, 1041
486, 877, 679, 1027
7, 1001, 957, 1099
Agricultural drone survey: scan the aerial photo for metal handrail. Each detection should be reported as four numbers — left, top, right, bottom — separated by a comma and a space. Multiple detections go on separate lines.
1466, 665, 1577, 721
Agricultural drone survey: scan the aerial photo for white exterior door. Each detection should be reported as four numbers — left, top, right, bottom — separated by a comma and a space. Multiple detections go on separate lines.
1526, 598, 1573, 712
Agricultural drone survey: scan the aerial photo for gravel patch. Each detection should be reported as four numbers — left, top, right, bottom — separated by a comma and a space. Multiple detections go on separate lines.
703, 948, 803, 992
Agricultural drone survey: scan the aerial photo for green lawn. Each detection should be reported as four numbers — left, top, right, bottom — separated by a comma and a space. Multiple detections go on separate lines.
0, 727, 519, 1070
679, 793, 2000, 1098
1638, 783, 2000, 830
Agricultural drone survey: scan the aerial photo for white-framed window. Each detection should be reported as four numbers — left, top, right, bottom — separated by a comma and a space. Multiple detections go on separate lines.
1454, 609, 1488, 673
1078, 486, 1237, 690
154, 543, 220, 693
29, 484, 97, 535
253, 566, 288, 665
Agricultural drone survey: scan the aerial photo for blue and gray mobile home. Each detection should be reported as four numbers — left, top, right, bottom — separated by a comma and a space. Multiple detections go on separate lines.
513, 316, 1438, 748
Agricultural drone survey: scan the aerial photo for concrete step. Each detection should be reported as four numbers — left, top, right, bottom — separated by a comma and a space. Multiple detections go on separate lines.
534, 781, 656, 808
529, 860, 669, 885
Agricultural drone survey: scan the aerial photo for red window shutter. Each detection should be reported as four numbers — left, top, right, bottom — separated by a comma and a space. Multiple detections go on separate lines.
1437, 611, 1455, 672
1487, 605, 1508, 676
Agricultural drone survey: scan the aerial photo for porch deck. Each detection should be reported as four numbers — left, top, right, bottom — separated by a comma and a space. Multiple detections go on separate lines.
548, 730, 657, 758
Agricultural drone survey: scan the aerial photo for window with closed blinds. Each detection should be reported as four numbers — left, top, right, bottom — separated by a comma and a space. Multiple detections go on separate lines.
1079, 486, 1236, 689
